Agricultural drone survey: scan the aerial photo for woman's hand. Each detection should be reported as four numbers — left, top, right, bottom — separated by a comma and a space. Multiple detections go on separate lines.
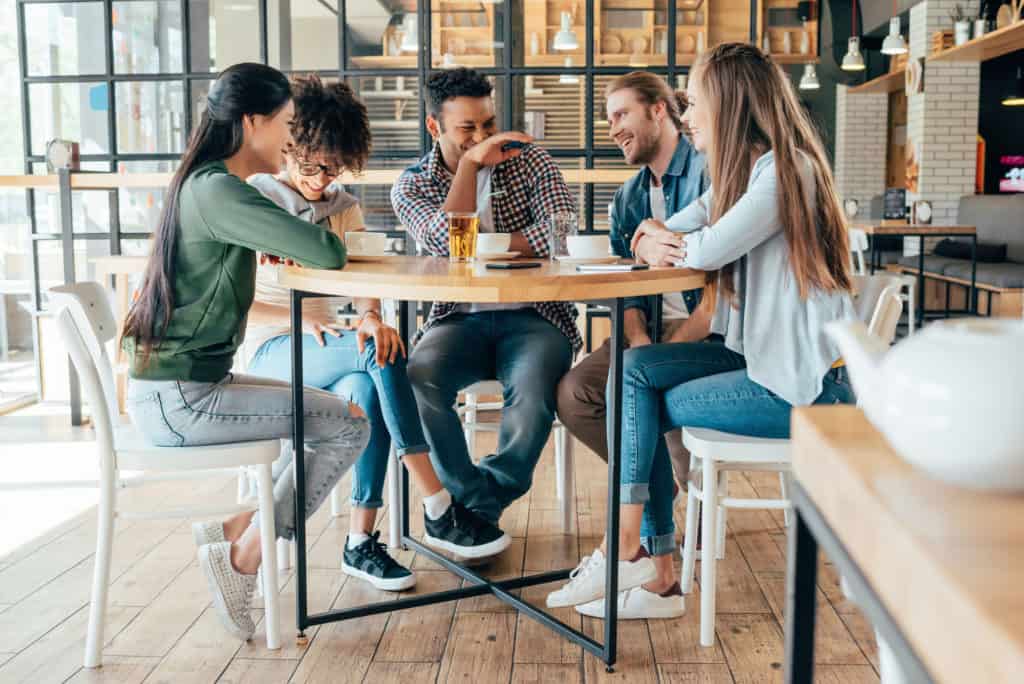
357, 312, 406, 367
630, 219, 687, 267
303, 319, 343, 346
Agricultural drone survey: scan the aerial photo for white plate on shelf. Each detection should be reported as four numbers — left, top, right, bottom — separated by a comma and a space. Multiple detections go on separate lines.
475, 251, 521, 260
554, 255, 619, 265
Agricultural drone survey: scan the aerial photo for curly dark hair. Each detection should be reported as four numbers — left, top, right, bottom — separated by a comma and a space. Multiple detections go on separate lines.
424, 67, 493, 119
289, 75, 371, 174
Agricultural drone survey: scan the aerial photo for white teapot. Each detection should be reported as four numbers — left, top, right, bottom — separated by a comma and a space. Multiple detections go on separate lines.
825, 318, 1024, 491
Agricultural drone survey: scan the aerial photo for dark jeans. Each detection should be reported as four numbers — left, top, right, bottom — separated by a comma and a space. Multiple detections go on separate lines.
407, 309, 573, 523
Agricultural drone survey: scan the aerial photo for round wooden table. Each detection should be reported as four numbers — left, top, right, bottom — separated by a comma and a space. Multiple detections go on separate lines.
277, 256, 705, 670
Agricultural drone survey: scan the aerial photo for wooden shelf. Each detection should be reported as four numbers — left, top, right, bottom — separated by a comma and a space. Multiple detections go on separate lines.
849, 68, 906, 95
770, 54, 820, 64
927, 20, 1024, 63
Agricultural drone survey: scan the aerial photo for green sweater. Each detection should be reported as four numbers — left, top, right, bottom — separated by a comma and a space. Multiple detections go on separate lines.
124, 161, 346, 381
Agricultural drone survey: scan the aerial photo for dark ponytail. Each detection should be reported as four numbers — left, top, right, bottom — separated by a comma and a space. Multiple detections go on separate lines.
123, 63, 292, 364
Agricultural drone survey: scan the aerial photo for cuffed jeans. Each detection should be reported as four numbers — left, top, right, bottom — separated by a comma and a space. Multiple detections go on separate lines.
248, 332, 430, 510
407, 310, 573, 523
618, 341, 855, 555
126, 373, 369, 540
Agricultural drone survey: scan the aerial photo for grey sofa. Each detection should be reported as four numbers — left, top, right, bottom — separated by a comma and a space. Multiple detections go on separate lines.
897, 194, 1024, 289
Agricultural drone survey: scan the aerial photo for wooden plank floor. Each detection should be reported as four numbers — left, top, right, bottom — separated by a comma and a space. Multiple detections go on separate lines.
0, 426, 879, 683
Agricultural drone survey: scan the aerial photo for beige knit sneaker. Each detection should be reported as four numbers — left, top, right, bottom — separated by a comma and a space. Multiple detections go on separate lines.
198, 542, 257, 641
192, 521, 226, 547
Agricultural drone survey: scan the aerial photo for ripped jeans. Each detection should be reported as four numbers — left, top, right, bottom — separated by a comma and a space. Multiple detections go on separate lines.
126, 373, 369, 540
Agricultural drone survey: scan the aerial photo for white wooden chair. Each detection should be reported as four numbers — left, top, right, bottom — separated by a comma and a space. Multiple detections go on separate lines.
679, 276, 904, 646
47, 282, 282, 667
849, 226, 917, 336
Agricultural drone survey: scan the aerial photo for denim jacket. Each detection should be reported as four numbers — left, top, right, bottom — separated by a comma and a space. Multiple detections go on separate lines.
609, 135, 706, 322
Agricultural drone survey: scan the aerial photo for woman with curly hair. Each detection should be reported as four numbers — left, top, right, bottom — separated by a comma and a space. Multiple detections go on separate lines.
232, 75, 509, 594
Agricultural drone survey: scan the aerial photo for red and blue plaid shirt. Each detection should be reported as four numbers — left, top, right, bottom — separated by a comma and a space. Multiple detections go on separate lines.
391, 142, 583, 353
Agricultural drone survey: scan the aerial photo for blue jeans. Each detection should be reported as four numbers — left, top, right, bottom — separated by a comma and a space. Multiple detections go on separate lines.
249, 332, 429, 510
407, 310, 574, 523
616, 341, 855, 555
127, 374, 369, 541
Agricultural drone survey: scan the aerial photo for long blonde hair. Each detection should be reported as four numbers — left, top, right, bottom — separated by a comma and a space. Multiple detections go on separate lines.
694, 43, 851, 310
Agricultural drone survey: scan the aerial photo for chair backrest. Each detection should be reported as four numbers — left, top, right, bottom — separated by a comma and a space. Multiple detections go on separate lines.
850, 273, 903, 327
848, 228, 869, 276
48, 283, 120, 422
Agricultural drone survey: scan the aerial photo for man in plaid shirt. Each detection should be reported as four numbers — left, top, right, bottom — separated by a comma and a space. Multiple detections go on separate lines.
392, 68, 580, 525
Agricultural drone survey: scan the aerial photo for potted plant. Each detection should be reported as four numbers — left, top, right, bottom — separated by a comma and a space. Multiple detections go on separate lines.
951, 4, 971, 44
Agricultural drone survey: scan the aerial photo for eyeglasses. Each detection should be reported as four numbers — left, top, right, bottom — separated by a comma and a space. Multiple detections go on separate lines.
293, 157, 342, 178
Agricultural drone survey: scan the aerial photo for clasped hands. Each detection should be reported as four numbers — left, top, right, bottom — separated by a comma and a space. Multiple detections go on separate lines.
630, 219, 687, 268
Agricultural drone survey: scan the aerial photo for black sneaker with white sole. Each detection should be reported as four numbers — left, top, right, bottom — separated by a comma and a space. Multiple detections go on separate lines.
422, 502, 511, 560
341, 531, 416, 591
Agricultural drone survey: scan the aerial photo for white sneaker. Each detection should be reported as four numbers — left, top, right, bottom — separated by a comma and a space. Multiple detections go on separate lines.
575, 582, 685, 620
198, 542, 257, 641
546, 548, 657, 608
192, 521, 225, 547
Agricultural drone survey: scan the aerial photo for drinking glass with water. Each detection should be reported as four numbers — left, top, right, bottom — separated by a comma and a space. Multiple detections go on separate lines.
548, 211, 578, 259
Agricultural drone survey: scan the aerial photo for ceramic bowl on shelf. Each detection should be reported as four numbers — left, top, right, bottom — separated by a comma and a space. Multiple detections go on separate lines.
680, 34, 696, 53
628, 35, 648, 54
601, 33, 623, 54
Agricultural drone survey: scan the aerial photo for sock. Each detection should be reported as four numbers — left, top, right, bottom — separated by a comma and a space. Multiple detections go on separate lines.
347, 532, 370, 550
423, 489, 452, 520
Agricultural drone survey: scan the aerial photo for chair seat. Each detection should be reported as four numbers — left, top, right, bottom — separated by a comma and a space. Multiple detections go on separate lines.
681, 427, 789, 463
114, 425, 280, 472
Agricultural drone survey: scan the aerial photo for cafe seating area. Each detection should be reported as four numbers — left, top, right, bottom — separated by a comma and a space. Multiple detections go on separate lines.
2, 0, 1023, 682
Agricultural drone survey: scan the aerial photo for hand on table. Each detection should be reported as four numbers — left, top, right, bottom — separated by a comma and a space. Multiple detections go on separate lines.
631, 219, 687, 267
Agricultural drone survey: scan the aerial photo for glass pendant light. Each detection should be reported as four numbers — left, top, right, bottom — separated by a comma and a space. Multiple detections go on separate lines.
881, 16, 908, 55
841, 0, 866, 72
799, 63, 820, 90
553, 12, 579, 51
399, 14, 418, 53
1003, 67, 1024, 107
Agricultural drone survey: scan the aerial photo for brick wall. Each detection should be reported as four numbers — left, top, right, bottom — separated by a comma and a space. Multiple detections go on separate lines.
834, 85, 888, 220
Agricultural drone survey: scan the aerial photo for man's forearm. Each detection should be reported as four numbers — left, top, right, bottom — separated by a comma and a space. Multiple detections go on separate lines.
442, 157, 480, 213
623, 307, 650, 346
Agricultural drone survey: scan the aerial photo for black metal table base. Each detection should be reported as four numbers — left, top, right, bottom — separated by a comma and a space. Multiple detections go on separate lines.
784, 482, 934, 684
289, 290, 627, 669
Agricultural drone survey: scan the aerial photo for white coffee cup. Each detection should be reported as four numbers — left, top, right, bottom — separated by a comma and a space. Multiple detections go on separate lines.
345, 231, 389, 255
566, 234, 611, 258
476, 233, 511, 254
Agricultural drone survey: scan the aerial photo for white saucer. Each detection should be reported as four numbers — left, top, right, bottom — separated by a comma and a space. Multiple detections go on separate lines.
475, 251, 521, 260
554, 255, 619, 265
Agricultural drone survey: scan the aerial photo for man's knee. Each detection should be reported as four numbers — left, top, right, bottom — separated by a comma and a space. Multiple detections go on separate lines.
556, 365, 605, 425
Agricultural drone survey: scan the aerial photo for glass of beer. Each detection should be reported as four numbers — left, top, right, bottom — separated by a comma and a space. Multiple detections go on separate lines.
447, 211, 479, 262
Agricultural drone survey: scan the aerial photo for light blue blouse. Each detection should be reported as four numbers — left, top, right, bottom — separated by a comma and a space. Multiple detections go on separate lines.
665, 150, 855, 406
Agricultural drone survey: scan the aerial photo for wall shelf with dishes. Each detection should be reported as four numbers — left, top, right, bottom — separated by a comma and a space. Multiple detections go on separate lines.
756, 0, 818, 64
432, 0, 500, 68
927, 18, 1024, 63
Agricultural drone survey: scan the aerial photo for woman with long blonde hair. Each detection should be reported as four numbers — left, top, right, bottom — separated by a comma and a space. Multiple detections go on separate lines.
547, 43, 856, 613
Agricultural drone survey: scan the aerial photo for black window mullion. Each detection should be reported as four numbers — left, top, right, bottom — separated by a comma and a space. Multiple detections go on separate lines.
105, 0, 118, 165
338, 0, 346, 75
584, 0, 595, 233
259, 0, 268, 64
418, 0, 430, 155
667, 0, 677, 80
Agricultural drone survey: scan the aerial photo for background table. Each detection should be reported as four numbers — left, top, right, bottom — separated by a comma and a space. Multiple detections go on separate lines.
854, 223, 978, 324
278, 256, 704, 670
784, 405, 1024, 683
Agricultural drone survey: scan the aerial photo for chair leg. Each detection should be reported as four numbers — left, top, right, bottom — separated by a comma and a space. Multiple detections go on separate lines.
779, 471, 793, 527
680, 469, 700, 595
716, 470, 728, 560
83, 471, 117, 668
556, 426, 575, 534
906, 284, 916, 335
463, 392, 478, 454
387, 445, 402, 549
256, 464, 281, 650
277, 538, 291, 572
330, 483, 343, 518
699, 456, 718, 647
236, 468, 248, 504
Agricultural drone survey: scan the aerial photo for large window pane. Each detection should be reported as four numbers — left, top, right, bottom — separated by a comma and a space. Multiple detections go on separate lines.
346, 1, 414, 70
267, 0, 339, 72
116, 160, 177, 236
28, 83, 111, 156
116, 81, 186, 154
25, 3, 106, 77
512, 75, 584, 149
596, 0, 667, 67
593, 156, 632, 232
342, 158, 418, 233
113, 1, 184, 74
189, 0, 261, 72
349, 75, 421, 155
431, 0, 503, 69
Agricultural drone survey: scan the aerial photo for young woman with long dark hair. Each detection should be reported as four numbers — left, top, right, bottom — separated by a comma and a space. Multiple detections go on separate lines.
120, 63, 370, 641
547, 43, 856, 614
